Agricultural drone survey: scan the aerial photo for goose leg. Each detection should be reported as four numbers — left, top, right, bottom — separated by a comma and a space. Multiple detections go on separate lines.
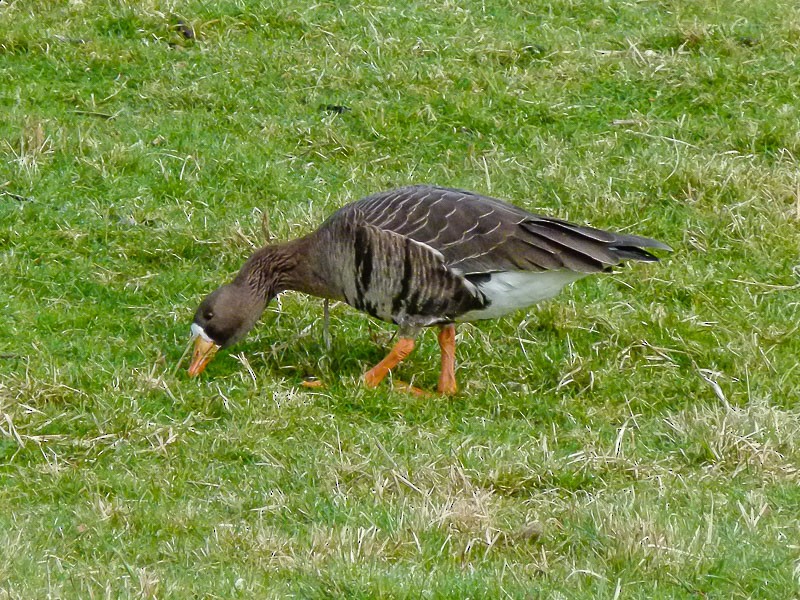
364, 337, 416, 388
437, 324, 458, 395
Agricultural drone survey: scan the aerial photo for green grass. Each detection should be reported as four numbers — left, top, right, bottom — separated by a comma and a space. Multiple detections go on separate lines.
2, 0, 800, 597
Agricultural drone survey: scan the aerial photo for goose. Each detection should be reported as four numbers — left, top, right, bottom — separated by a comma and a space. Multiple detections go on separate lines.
188, 185, 670, 394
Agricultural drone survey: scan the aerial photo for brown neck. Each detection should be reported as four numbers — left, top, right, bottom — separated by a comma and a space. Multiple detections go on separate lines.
235, 234, 337, 301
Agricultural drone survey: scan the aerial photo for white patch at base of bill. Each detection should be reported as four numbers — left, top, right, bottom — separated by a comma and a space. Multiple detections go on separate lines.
191, 322, 213, 343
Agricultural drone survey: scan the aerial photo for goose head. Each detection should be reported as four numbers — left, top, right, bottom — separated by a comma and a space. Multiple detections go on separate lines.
188, 283, 268, 377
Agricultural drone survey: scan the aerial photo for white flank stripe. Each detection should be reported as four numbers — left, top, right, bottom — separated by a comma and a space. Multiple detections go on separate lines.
458, 271, 585, 321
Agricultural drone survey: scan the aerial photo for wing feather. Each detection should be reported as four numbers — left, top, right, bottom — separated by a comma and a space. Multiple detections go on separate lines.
326, 185, 669, 276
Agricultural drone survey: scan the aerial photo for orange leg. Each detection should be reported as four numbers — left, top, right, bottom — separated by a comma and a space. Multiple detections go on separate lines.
437, 324, 458, 395
364, 337, 416, 388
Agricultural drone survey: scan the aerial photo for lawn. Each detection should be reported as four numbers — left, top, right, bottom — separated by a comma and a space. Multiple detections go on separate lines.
2, 0, 800, 597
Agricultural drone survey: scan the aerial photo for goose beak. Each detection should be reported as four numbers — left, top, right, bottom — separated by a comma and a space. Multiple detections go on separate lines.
188, 324, 220, 377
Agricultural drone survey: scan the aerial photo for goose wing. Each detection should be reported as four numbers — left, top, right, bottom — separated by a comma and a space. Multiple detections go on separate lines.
342, 185, 670, 275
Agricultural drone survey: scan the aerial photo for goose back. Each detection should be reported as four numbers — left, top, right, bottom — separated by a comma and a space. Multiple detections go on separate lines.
325, 185, 670, 275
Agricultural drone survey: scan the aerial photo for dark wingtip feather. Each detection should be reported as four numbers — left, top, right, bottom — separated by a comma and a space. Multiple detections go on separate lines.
614, 234, 673, 253
651, 240, 673, 252
610, 246, 661, 262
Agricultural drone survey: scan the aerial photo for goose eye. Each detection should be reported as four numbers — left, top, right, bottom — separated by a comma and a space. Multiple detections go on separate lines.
204, 310, 214, 320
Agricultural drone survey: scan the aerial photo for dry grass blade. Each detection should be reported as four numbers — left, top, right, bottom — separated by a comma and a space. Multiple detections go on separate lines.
171, 337, 195, 378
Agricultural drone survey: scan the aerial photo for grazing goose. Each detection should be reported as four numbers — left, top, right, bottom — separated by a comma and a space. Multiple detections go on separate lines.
188, 185, 670, 394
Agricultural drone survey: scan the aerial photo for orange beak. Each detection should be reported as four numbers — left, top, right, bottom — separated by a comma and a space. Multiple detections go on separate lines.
188, 335, 220, 377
